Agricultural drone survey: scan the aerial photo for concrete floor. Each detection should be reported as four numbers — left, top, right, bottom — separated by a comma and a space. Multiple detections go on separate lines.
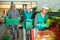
0, 23, 30, 40
7, 28, 23, 40
7, 28, 30, 40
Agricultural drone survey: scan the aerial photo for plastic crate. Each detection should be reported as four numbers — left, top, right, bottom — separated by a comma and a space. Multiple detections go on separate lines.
5, 16, 21, 26
31, 29, 56, 40
2, 35, 10, 40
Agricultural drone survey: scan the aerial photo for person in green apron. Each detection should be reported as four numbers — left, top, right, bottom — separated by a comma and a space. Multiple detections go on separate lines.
23, 5, 34, 40
7, 4, 21, 40
34, 4, 50, 30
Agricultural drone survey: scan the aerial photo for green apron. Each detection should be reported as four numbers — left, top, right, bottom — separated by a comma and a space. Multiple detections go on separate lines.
25, 19, 33, 31
24, 11, 33, 19
35, 13, 50, 30
23, 11, 33, 31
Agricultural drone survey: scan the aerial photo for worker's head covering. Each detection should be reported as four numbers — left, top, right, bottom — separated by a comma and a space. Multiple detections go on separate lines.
42, 4, 49, 10
26, 5, 32, 9
11, 4, 15, 7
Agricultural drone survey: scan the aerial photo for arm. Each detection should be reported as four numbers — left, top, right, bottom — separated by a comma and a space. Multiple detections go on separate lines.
7, 10, 11, 18
40, 23, 50, 28
31, 12, 34, 19
17, 10, 21, 20
23, 11, 26, 20
17, 10, 20, 17
34, 14, 37, 27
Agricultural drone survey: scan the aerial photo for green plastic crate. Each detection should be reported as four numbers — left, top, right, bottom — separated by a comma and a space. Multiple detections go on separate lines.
2, 35, 10, 40
5, 16, 21, 26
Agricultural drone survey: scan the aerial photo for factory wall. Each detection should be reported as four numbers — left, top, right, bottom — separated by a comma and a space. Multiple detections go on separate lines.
0, 0, 60, 12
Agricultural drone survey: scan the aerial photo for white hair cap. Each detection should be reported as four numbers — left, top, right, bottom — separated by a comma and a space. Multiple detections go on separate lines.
26, 5, 32, 9
42, 4, 49, 10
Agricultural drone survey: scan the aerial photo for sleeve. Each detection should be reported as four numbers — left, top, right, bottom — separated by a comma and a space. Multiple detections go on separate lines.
31, 12, 34, 19
17, 10, 21, 21
34, 14, 38, 26
7, 10, 11, 18
23, 11, 26, 20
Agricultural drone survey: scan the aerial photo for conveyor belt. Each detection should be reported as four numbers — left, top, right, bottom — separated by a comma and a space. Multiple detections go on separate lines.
48, 12, 60, 17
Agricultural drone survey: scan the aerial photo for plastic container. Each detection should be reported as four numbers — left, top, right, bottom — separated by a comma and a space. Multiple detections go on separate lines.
31, 29, 56, 40
5, 16, 21, 26
2, 35, 10, 40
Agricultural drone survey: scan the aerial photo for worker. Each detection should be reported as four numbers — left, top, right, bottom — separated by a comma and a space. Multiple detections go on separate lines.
23, 5, 34, 40
7, 4, 20, 40
34, 4, 50, 30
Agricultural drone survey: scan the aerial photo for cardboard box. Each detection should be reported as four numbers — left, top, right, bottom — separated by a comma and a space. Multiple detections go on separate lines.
0, 18, 5, 22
